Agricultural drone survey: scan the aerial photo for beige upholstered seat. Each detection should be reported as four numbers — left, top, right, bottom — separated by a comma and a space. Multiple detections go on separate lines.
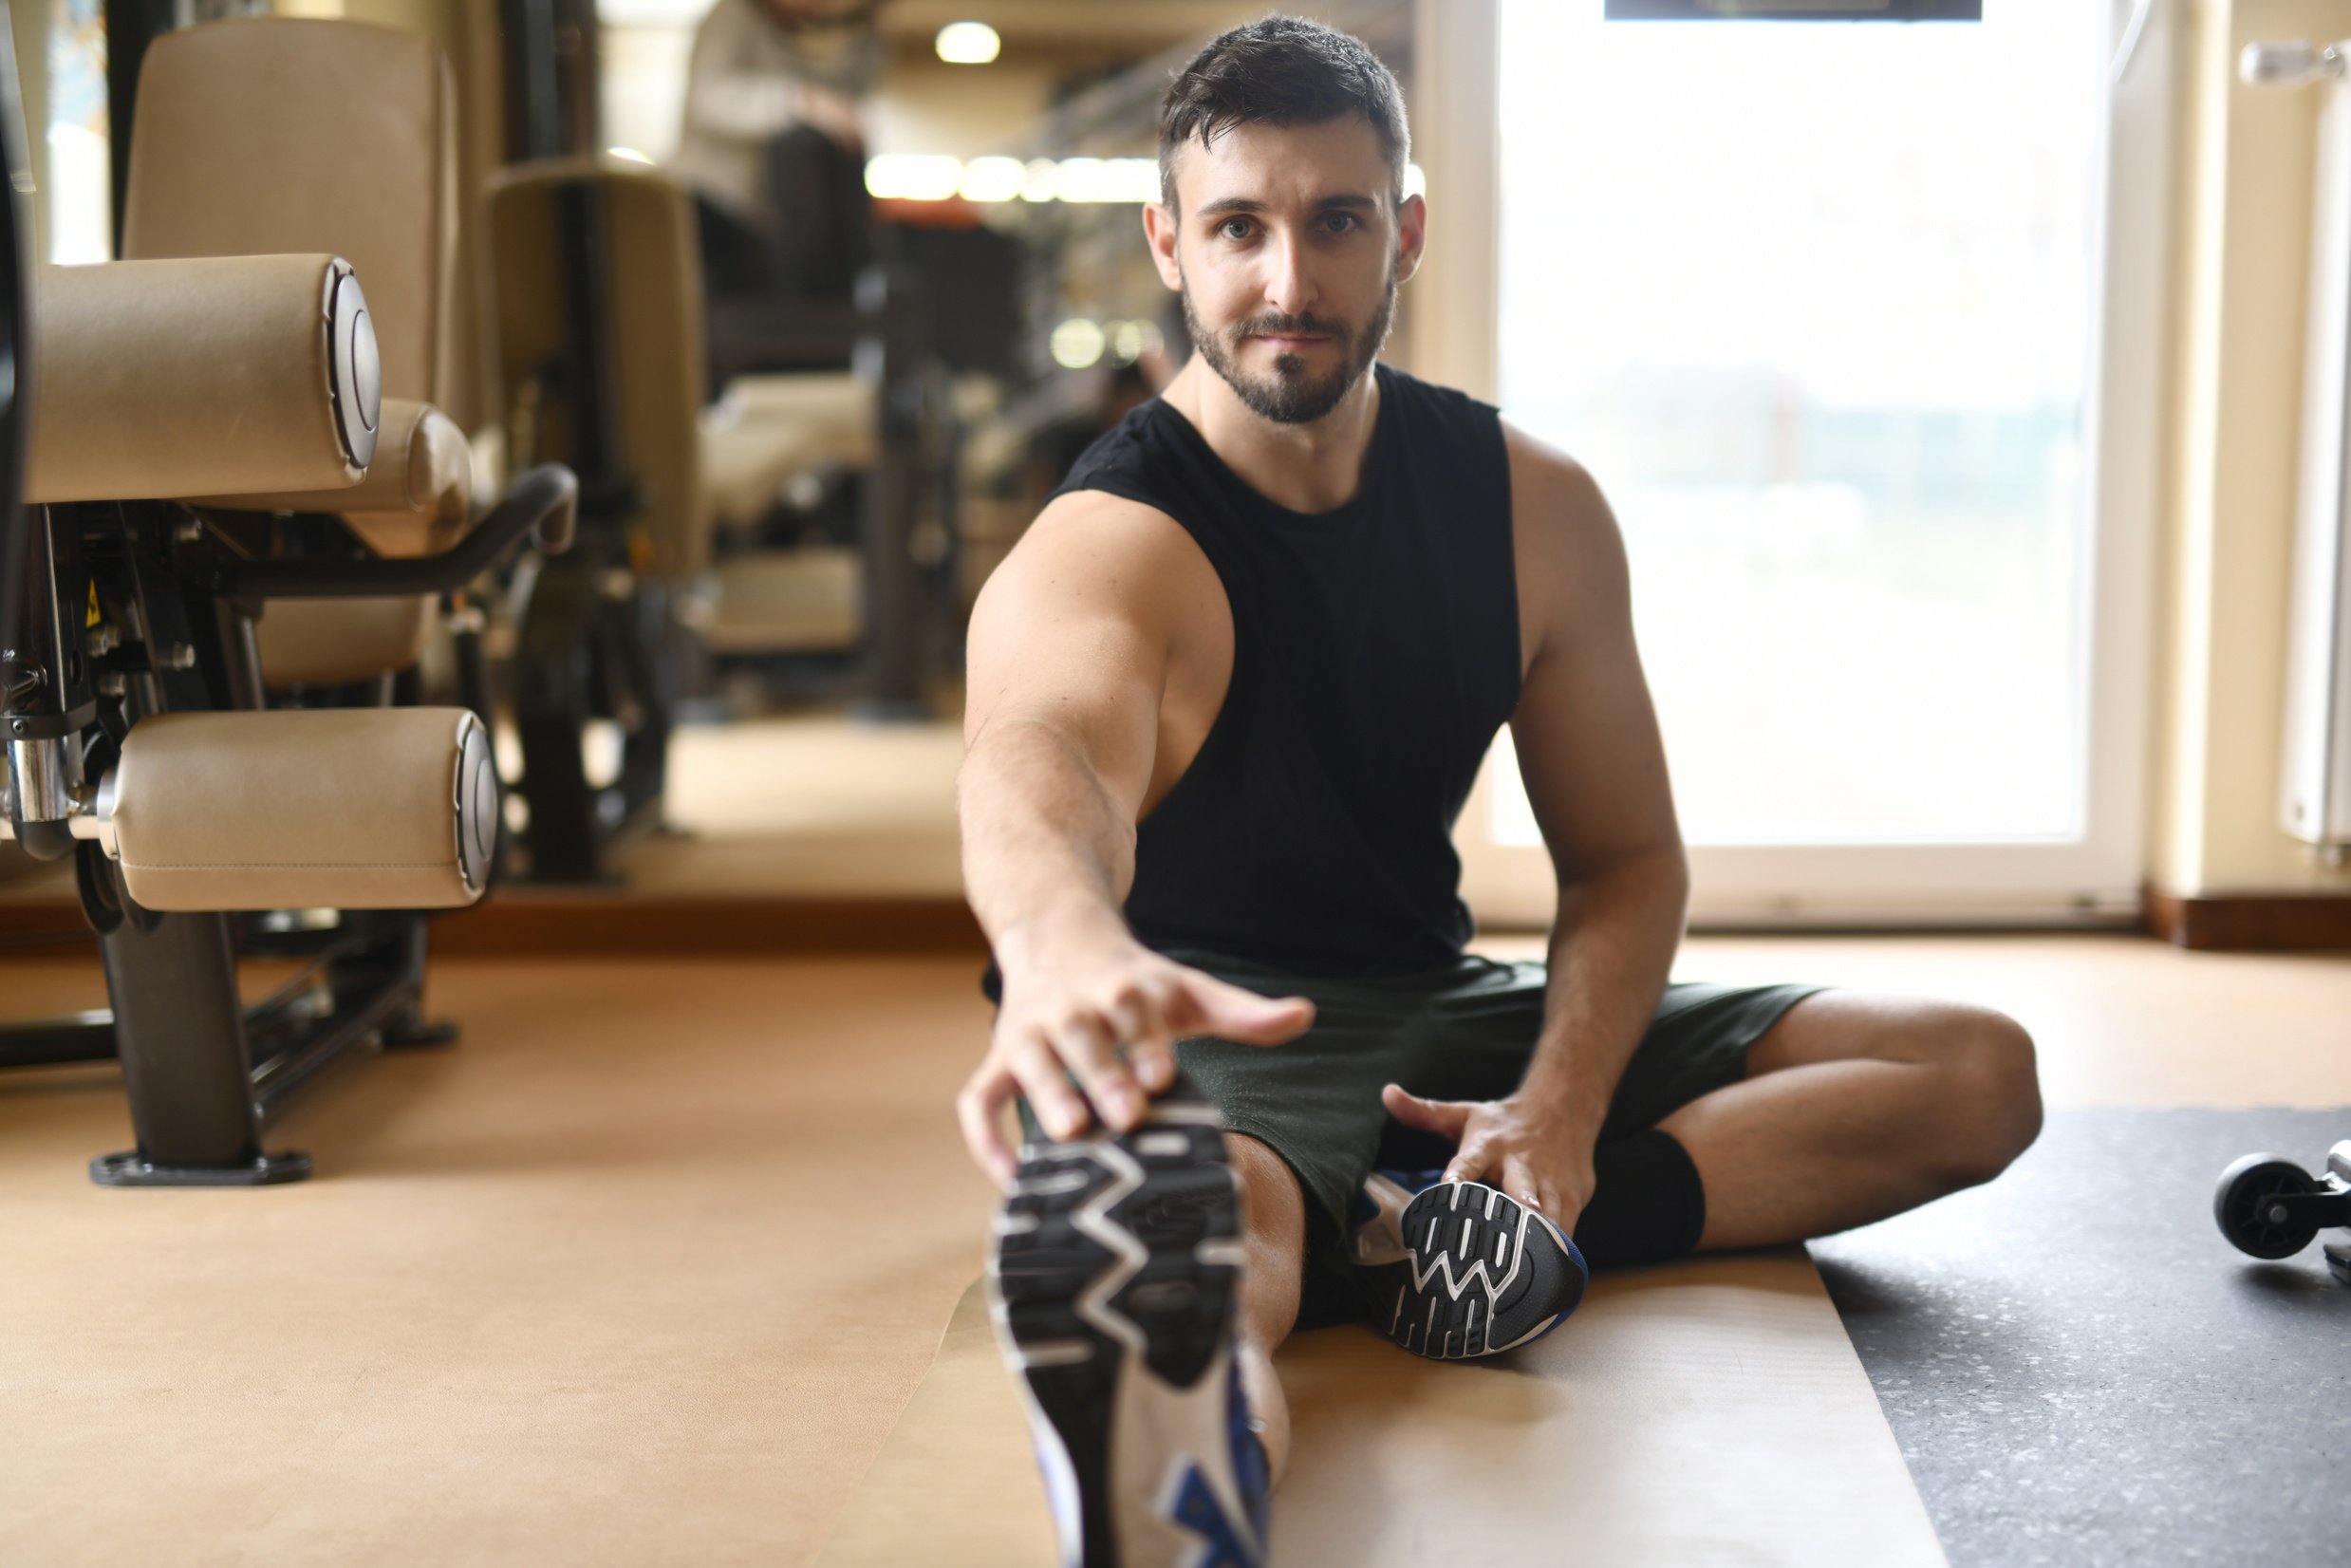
486, 157, 875, 651
124, 19, 459, 407
700, 372, 877, 532
486, 157, 710, 580
125, 17, 468, 687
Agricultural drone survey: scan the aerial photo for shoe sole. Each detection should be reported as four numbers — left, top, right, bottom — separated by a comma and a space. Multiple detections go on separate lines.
987, 1091, 1262, 1567
1381, 1180, 1587, 1359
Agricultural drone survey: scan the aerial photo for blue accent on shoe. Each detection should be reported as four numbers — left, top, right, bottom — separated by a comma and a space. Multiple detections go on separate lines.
1170, 1460, 1261, 1568
1225, 1358, 1270, 1546
1517, 1207, 1588, 1349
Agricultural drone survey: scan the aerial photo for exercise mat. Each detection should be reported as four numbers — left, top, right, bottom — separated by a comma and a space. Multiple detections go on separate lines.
815, 1250, 1947, 1567
1812, 1108, 2351, 1568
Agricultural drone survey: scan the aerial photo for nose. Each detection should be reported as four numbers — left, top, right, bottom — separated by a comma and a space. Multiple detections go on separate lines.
1261, 230, 1316, 321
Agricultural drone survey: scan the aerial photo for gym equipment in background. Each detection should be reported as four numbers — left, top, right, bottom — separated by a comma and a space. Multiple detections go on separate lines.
0, 24, 577, 1185
483, 155, 968, 881
2212, 1143, 2351, 1283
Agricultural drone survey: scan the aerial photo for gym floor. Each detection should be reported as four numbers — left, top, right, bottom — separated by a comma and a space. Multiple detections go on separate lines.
2, 933, 2343, 1565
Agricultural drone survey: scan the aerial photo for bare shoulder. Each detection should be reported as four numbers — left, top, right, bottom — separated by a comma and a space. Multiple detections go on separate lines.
974, 489, 1222, 643
963, 489, 1224, 744
1002, 487, 1205, 580
1502, 420, 1619, 557
1500, 418, 1634, 661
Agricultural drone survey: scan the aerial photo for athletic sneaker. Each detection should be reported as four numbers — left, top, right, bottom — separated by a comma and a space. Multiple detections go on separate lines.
1350, 1169, 1589, 1359
987, 1084, 1270, 1568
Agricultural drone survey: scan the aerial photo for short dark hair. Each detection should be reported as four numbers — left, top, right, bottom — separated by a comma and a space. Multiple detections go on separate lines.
1157, 15, 1409, 214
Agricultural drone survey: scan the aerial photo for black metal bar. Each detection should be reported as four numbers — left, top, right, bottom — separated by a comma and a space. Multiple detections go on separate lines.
501, 0, 566, 160
243, 924, 376, 1023
513, 550, 605, 882
0, 1013, 118, 1068
101, 0, 178, 255
857, 266, 932, 719
554, 0, 603, 156
551, 182, 622, 495
204, 466, 577, 598
0, 54, 28, 663
96, 903, 274, 1173
249, 967, 418, 1114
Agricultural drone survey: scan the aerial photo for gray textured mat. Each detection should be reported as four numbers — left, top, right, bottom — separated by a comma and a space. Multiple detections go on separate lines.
1810, 1108, 2349, 1568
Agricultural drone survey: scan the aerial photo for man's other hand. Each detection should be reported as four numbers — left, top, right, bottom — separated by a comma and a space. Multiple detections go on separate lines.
958, 943, 1315, 1185
1379, 1084, 1597, 1227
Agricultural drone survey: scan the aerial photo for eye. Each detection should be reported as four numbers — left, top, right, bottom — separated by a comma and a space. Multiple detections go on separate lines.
1322, 212, 1359, 233
1218, 216, 1254, 241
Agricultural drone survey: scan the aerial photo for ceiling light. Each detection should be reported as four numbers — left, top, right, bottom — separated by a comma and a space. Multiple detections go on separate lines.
1050, 318, 1105, 370
936, 21, 1001, 65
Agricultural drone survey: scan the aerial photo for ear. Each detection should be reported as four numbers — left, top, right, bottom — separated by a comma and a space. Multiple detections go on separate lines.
1142, 200, 1185, 292
1394, 191, 1428, 287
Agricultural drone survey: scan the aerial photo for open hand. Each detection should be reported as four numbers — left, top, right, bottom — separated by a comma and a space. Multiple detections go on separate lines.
1380, 1084, 1596, 1225
957, 938, 1315, 1185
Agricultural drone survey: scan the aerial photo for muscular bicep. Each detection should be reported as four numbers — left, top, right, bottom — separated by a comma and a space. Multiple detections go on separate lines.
1504, 427, 1684, 882
961, 494, 1180, 825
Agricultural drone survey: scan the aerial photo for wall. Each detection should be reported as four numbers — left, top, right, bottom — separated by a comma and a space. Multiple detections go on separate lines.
2150, 0, 2351, 896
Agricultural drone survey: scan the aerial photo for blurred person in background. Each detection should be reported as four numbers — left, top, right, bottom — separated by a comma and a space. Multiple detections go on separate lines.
671, 0, 884, 305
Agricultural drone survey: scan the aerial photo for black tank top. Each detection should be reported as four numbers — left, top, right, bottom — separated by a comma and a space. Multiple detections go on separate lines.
980, 363, 1521, 1001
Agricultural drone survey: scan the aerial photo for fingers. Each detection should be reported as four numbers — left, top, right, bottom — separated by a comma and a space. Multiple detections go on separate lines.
1106, 980, 1179, 1095
1382, 1083, 1470, 1141
1008, 1036, 1092, 1143
1499, 1152, 1543, 1216
970, 961, 1320, 1183
955, 1061, 1018, 1186
1173, 974, 1316, 1046
1048, 1010, 1147, 1133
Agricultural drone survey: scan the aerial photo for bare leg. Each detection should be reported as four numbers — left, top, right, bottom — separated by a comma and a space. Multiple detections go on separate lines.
1654, 993, 2044, 1250
1227, 1132, 1305, 1484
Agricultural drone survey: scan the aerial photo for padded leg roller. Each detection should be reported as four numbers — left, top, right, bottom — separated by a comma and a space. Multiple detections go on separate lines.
107, 708, 496, 911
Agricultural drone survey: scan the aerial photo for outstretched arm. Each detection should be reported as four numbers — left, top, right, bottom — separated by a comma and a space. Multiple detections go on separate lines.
956, 492, 1315, 1182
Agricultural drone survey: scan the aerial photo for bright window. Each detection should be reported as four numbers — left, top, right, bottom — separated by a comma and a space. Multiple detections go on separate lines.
1495, 1, 2107, 849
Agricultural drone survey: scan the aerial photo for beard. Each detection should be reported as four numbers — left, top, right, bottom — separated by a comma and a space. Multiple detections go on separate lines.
1182, 260, 1397, 425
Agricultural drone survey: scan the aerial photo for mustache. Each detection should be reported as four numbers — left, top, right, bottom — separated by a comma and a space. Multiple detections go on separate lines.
1235, 313, 1349, 343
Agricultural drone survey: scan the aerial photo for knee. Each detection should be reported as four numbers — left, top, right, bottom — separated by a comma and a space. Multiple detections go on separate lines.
1226, 1133, 1306, 1278
1926, 1008, 2043, 1185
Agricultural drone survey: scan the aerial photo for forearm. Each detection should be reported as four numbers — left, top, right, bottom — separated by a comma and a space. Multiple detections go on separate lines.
958, 719, 1139, 969
1515, 846, 1691, 1136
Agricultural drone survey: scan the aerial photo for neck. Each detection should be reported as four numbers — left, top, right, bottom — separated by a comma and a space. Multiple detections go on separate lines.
1163, 358, 1383, 513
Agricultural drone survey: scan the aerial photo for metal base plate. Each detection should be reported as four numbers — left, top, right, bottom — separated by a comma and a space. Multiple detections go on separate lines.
88, 1149, 313, 1187
380, 1017, 459, 1051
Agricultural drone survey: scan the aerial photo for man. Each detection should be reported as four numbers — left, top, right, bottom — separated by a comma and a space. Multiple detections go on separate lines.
669, 0, 879, 307
956, 17, 2043, 1567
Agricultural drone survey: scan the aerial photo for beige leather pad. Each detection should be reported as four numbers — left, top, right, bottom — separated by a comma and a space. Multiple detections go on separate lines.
197, 398, 472, 553
111, 706, 489, 911
27, 255, 364, 503
817, 1254, 1947, 1567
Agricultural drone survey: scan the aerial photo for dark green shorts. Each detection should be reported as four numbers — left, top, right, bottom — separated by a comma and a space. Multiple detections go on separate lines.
1143, 947, 1825, 1255
1015, 946, 1825, 1263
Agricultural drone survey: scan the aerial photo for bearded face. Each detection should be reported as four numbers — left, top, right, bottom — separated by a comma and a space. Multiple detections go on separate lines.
1183, 258, 1397, 426
1150, 114, 1421, 429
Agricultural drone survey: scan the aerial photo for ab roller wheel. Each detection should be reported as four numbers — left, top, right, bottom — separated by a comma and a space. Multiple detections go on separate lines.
2212, 1142, 2351, 1282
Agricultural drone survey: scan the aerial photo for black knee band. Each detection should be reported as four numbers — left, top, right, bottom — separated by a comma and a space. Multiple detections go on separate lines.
1571, 1128, 1707, 1268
